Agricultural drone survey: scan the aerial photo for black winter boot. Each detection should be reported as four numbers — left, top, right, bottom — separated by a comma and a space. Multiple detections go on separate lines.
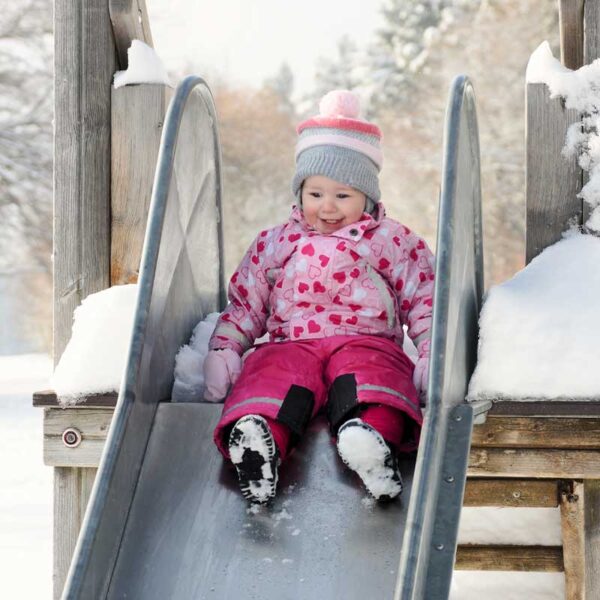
228, 415, 280, 504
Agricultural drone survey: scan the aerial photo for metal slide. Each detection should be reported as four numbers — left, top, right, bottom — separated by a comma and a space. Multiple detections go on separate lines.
62, 75, 486, 600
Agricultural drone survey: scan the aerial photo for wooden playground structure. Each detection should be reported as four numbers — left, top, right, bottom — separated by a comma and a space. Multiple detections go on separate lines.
35, 1, 600, 598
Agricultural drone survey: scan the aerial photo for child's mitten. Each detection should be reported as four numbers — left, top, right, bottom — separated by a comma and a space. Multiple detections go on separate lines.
203, 349, 242, 402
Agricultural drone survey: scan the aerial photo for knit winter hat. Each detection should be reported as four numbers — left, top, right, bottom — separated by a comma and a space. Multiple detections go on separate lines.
292, 90, 383, 209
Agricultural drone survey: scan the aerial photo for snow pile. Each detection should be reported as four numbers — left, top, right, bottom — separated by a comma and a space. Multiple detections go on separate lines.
113, 40, 172, 89
527, 41, 600, 232
469, 233, 600, 400
172, 313, 220, 402
51, 285, 138, 403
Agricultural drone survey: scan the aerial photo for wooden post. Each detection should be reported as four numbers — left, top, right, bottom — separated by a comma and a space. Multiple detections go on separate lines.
109, 0, 153, 68
525, 84, 582, 263
53, 468, 97, 600
584, 479, 600, 598
111, 84, 173, 285
53, 2, 115, 594
54, 0, 116, 365
560, 481, 585, 600
559, 0, 584, 69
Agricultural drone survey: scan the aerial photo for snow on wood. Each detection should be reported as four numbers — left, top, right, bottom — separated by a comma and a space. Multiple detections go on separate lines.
50, 285, 137, 403
113, 40, 172, 89
469, 233, 600, 400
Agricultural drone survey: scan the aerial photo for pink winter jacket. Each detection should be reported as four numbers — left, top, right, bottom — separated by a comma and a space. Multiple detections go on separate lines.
209, 204, 435, 356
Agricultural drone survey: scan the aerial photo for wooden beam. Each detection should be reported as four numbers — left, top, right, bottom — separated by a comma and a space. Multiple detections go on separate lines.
455, 545, 564, 572
463, 479, 558, 507
584, 479, 600, 598
111, 84, 172, 285
109, 0, 153, 69
468, 448, 600, 479
526, 83, 582, 263
44, 408, 113, 468
33, 390, 118, 408
53, 467, 97, 599
489, 401, 600, 417
559, 481, 585, 600
472, 417, 600, 449
54, 0, 115, 364
559, 0, 584, 69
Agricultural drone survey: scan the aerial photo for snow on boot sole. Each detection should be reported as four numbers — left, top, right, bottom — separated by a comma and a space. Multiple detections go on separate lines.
228, 415, 279, 504
337, 418, 403, 501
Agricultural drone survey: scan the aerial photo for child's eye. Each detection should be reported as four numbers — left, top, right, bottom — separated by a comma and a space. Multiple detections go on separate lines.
309, 192, 322, 198
337, 193, 350, 199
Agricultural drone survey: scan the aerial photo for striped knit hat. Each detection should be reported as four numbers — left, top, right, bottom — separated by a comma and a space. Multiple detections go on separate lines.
292, 90, 383, 210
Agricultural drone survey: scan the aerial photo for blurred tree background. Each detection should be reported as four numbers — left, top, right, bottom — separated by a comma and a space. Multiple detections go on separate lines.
0, 0, 558, 353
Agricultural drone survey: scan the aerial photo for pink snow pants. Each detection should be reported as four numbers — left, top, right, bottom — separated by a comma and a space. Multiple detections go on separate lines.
213, 335, 423, 460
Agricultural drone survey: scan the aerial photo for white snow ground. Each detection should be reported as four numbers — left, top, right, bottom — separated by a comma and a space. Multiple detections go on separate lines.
0, 353, 53, 599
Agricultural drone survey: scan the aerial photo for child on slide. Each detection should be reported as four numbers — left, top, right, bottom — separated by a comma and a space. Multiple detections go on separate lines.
203, 90, 434, 504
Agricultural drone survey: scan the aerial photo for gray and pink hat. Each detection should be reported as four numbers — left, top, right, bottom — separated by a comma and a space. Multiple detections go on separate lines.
292, 90, 383, 209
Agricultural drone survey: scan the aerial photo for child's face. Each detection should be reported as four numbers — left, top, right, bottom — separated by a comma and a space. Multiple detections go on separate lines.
301, 175, 367, 234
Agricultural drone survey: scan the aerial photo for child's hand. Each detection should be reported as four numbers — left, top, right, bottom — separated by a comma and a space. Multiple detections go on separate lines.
203, 349, 242, 402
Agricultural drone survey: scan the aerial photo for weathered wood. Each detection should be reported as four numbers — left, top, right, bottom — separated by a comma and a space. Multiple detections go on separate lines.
111, 84, 173, 285
526, 83, 582, 263
54, 0, 115, 364
489, 401, 600, 417
54, 467, 97, 599
33, 389, 118, 408
584, 0, 600, 64
559, 0, 584, 69
468, 448, 600, 479
455, 545, 564, 572
559, 481, 585, 600
109, 0, 153, 68
44, 407, 113, 468
584, 479, 600, 597
472, 417, 600, 449
463, 479, 558, 507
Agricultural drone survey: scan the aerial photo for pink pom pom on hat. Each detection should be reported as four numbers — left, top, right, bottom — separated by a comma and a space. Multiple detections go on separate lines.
292, 90, 383, 204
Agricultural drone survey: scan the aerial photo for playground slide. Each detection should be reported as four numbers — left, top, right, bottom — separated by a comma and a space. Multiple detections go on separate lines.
61, 75, 487, 600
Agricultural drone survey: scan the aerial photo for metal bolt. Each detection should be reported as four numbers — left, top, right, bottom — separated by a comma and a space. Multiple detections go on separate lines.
454, 414, 462, 421
445, 476, 455, 483
435, 543, 444, 551
512, 491, 521, 499
62, 427, 82, 448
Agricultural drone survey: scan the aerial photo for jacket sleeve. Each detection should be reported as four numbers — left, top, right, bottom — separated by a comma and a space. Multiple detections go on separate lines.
392, 228, 435, 356
208, 229, 274, 354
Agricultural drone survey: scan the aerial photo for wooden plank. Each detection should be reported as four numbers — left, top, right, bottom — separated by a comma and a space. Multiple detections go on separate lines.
463, 479, 558, 507
526, 83, 582, 263
44, 408, 113, 468
559, 0, 584, 69
468, 448, 600, 479
109, 0, 153, 68
53, 467, 97, 599
472, 417, 600, 449
54, 0, 115, 365
33, 389, 118, 408
111, 84, 173, 285
489, 401, 600, 417
559, 481, 585, 600
584, 479, 600, 598
455, 545, 564, 572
